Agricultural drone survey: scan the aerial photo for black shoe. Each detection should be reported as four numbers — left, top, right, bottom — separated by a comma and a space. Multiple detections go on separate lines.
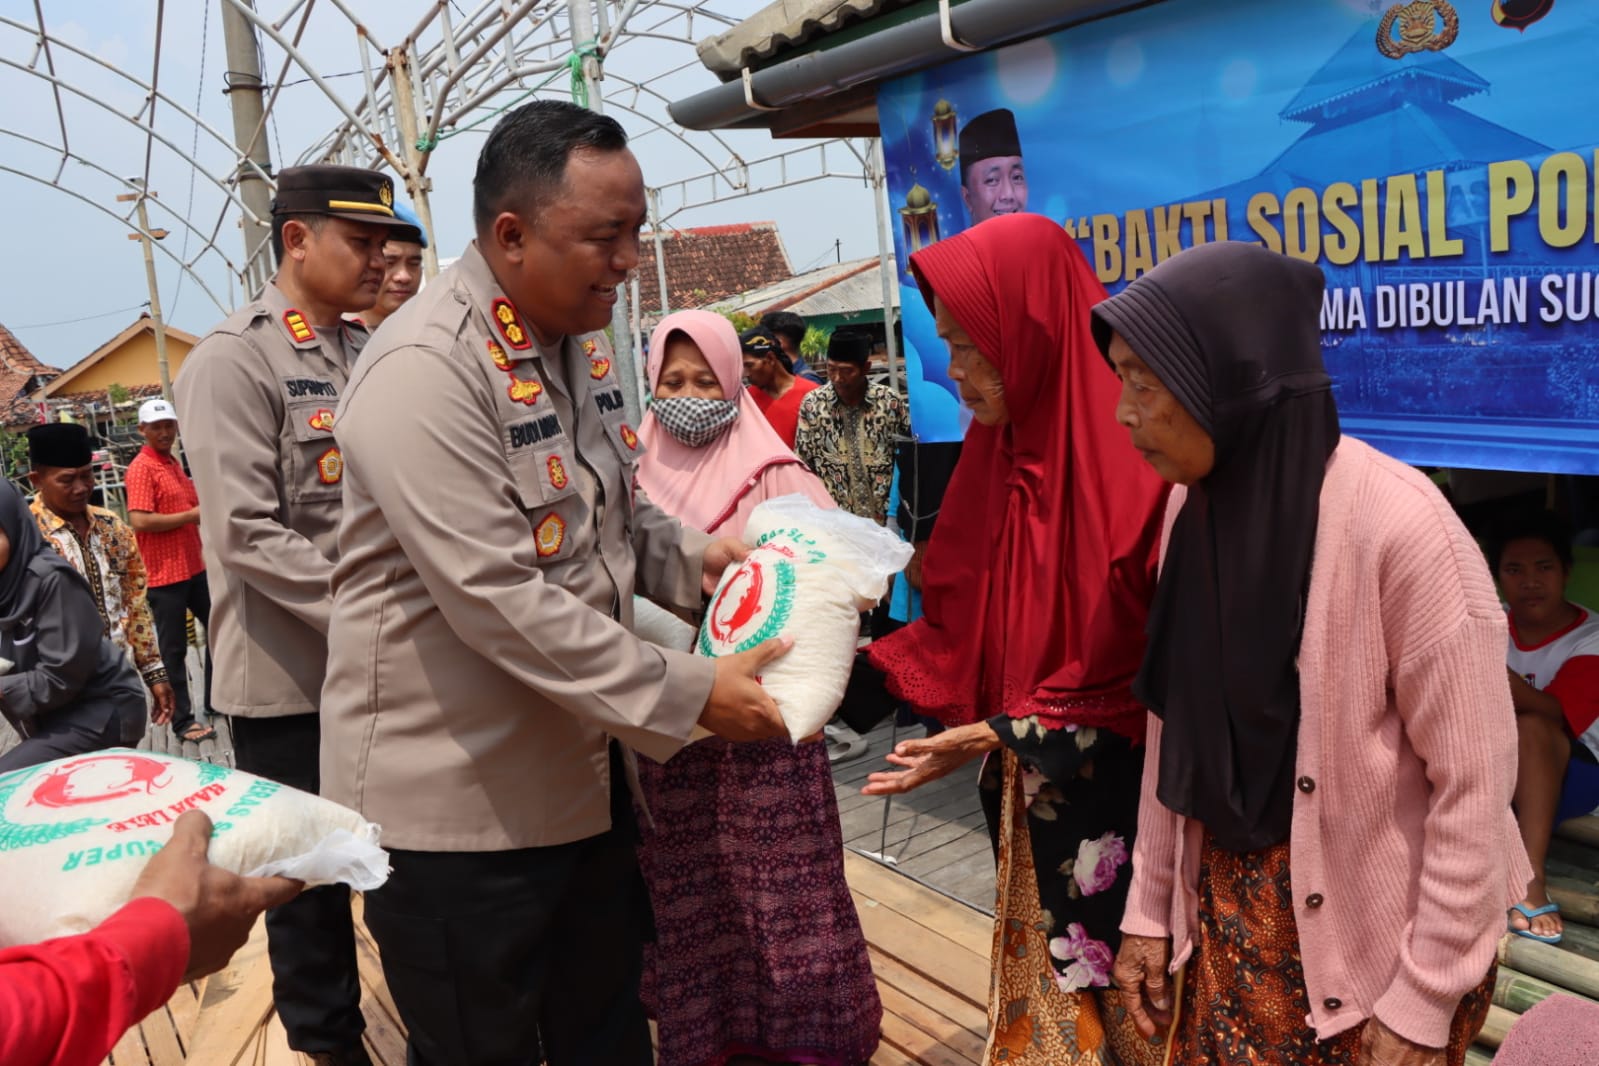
306, 1045, 373, 1066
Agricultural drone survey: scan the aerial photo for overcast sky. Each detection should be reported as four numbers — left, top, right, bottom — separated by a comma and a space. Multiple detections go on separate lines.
0, 1, 881, 366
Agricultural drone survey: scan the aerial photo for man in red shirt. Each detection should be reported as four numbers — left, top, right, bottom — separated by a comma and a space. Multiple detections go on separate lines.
741, 326, 817, 450
125, 398, 214, 743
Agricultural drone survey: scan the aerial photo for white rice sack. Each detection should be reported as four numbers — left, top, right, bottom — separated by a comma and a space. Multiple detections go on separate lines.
632, 597, 712, 743
0, 749, 388, 946
698, 495, 913, 743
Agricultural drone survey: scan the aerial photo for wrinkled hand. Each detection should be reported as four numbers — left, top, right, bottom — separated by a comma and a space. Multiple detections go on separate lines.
861, 722, 999, 796
130, 811, 303, 982
149, 682, 176, 726
1112, 934, 1173, 1040
1357, 1018, 1444, 1066
698, 637, 793, 742
702, 537, 751, 597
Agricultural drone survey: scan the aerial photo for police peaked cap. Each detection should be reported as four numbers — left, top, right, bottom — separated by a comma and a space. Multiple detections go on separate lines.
959, 109, 1023, 179
271, 165, 415, 230
826, 328, 873, 366
27, 422, 95, 469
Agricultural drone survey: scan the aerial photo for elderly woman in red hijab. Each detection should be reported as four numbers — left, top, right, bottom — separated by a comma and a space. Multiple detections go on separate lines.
1099, 242, 1528, 1066
858, 215, 1169, 1065
632, 309, 880, 1066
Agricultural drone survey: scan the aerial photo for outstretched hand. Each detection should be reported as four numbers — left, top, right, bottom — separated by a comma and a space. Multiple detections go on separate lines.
130, 810, 303, 981
861, 722, 1000, 796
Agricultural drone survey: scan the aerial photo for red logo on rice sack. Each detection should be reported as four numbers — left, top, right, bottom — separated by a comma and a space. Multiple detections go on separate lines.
28, 755, 173, 809
699, 548, 796, 656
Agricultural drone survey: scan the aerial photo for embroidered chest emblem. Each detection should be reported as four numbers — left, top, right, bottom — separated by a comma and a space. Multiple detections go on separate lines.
491, 298, 531, 350
534, 513, 566, 558
283, 309, 314, 343
316, 447, 344, 485
307, 408, 335, 432
507, 377, 545, 406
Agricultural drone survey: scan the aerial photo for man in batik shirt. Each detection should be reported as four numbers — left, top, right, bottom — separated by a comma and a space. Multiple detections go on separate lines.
26, 423, 175, 727
794, 328, 910, 525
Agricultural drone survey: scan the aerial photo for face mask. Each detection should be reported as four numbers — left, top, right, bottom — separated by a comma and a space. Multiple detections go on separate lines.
651, 396, 739, 448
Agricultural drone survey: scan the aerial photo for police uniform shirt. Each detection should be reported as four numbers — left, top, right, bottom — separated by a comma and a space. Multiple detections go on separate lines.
320, 241, 715, 852
173, 281, 363, 717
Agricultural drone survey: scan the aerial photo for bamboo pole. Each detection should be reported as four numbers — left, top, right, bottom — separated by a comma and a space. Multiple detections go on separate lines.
1493, 965, 1599, 1015
1499, 933, 1599, 999
1557, 815, 1599, 849
1465, 1046, 1494, 1066
1476, 1003, 1518, 1049
1548, 878, 1599, 925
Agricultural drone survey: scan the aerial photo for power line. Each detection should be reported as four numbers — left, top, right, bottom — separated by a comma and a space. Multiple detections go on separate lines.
9, 303, 150, 331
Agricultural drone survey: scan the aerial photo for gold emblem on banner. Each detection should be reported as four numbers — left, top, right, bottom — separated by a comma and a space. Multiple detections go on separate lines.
1377, 1, 1459, 59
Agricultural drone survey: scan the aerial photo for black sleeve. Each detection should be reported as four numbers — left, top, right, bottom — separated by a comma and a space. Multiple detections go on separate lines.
0, 571, 106, 721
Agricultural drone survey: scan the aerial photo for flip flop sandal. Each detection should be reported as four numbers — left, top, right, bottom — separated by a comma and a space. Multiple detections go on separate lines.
180, 725, 217, 743
1509, 901, 1563, 944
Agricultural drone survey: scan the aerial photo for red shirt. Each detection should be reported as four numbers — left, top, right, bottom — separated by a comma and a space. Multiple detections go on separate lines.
748, 377, 818, 450
0, 897, 189, 1066
125, 445, 205, 587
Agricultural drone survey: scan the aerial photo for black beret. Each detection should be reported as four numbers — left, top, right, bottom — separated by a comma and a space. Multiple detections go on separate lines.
28, 423, 95, 469
272, 165, 415, 230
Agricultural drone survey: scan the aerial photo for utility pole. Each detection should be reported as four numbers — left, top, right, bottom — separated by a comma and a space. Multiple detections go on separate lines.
388, 44, 441, 279
219, 0, 275, 293
569, 1, 642, 423
118, 182, 175, 405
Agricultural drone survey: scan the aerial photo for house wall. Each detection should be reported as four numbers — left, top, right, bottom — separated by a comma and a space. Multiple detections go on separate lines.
55, 333, 193, 394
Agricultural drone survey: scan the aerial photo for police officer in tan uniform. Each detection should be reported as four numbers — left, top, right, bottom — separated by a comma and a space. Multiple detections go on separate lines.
321, 101, 792, 1065
175, 165, 415, 1066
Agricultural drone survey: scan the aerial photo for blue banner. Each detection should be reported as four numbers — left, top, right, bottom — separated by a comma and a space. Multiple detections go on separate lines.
878, 0, 1599, 472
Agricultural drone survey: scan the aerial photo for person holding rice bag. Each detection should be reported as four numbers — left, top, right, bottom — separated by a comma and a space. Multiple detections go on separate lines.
633, 309, 880, 1066
856, 214, 1170, 1065
0, 479, 148, 774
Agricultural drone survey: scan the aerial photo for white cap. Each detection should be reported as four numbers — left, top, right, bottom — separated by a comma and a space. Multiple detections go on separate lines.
138, 398, 178, 424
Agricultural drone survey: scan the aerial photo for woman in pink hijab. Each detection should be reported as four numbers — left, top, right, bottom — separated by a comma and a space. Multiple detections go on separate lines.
633, 310, 881, 1066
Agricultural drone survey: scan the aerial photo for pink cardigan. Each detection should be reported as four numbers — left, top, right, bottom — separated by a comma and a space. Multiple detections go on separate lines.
1121, 437, 1532, 1048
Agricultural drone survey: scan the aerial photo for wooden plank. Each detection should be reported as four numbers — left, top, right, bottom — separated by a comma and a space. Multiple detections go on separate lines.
856, 817, 989, 867
877, 1004, 981, 1066
877, 979, 986, 1063
137, 1003, 188, 1066
846, 852, 993, 958
105, 1019, 148, 1066
169, 982, 204, 1055
896, 831, 996, 881
851, 891, 989, 1007
261, 1015, 301, 1066
186, 917, 275, 1066
868, 947, 988, 1038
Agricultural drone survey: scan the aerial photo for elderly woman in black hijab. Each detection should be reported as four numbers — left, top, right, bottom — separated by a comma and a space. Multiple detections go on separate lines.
1098, 242, 1530, 1066
0, 479, 147, 772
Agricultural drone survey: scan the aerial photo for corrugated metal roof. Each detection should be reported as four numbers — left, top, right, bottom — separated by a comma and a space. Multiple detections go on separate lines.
715, 257, 900, 319
696, 0, 909, 79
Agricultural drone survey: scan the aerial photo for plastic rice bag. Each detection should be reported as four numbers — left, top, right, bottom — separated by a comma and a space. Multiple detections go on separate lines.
698, 495, 913, 743
0, 749, 388, 945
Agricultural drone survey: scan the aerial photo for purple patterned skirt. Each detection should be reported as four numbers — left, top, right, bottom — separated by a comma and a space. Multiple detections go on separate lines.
636, 736, 883, 1066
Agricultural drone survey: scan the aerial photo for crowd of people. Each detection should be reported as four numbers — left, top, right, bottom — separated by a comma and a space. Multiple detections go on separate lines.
1, 96, 1596, 1066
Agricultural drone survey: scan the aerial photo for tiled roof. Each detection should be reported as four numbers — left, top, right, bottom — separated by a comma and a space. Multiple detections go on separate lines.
0, 321, 61, 428
635, 221, 794, 314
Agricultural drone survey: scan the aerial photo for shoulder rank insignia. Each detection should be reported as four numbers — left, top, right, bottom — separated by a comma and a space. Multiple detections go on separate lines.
582, 338, 599, 356
308, 408, 335, 432
317, 446, 344, 485
589, 356, 612, 380
547, 454, 569, 491
508, 377, 544, 406
284, 309, 315, 344
619, 424, 639, 451
487, 339, 514, 371
492, 298, 532, 350
534, 513, 566, 558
